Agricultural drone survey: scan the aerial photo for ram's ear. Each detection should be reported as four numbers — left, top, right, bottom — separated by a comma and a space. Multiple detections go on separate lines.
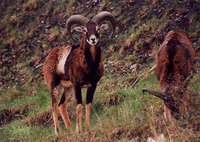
96, 25, 100, 31
74, 26, 87, 33
99, 24, 109, 30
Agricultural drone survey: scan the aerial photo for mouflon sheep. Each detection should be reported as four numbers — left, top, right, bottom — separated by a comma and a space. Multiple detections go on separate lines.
43, 11, 116, 135
143, 29, 195, 122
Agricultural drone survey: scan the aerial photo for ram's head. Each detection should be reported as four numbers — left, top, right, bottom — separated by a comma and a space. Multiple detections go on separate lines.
66, 11, 117, 45
143, 75, 192, 117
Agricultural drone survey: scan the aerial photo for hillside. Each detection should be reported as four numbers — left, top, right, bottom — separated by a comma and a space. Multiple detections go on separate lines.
0, 0, 200, 141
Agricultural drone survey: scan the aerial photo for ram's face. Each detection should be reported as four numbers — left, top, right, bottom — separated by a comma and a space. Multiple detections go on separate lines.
143, 83, 190, 119
85, 20, 99, 45
163, 89, 189, 118
163, 92, 180, 117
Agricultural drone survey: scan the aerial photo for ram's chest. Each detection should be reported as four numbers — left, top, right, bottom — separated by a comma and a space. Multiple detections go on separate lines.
70, 61, 103, 86
78, 65, 101, 79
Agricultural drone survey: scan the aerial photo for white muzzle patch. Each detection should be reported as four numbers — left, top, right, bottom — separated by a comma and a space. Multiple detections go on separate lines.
87, 34, 99, 45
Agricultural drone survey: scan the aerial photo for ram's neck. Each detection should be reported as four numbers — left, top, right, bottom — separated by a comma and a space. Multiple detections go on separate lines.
77, 34, 101, 69
84, 42, 101, 65
89, 45, 96, 61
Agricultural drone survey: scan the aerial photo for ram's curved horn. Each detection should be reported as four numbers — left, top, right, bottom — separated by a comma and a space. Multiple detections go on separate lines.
175, 74, 193, 94
92, 11, 117, 37
142, 88, 169, 101
66, 15, 89, 39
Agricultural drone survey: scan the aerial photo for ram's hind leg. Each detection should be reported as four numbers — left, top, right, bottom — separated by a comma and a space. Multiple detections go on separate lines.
58, 88, 73, 129
51, 86, 60, 136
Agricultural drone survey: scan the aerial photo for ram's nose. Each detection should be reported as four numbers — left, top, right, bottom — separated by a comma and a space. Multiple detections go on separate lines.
91, 38, 96, 43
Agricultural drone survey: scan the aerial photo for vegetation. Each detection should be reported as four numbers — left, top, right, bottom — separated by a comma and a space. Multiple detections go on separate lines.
0, 0, 200, 141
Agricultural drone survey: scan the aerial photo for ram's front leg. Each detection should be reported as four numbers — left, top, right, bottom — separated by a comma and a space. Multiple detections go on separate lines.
85, 83, 97, 129
73, 85, 83, 133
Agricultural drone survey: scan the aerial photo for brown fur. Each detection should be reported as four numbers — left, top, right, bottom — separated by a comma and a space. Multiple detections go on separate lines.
43, 33, 104, 135
155, 29, 195, 121
43, 41, 103, 89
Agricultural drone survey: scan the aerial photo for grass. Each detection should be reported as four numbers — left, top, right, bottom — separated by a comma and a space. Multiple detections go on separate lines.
2, 121, 56, 141
0, 68, 164, 141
